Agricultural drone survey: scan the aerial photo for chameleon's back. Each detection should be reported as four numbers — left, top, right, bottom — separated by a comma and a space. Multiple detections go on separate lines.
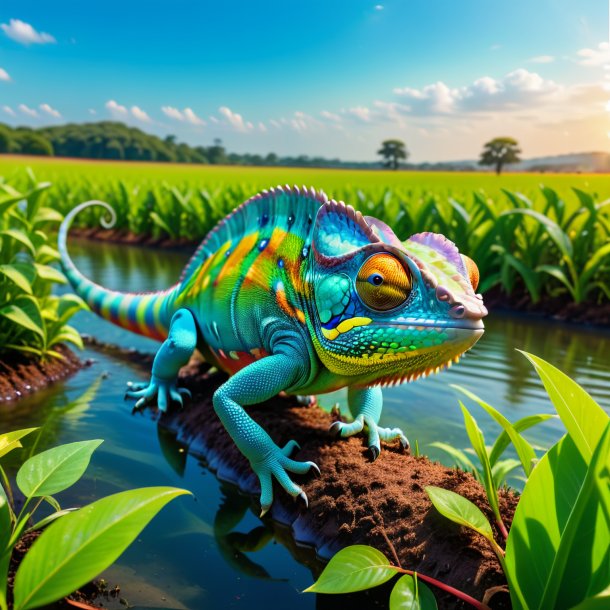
173, 186, 326, 373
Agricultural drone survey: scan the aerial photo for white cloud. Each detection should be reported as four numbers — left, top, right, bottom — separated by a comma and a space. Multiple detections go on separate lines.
39, 103, 61, 118
1, 19, 55, 45
320, 110, 342, 122
258, 121, 267, 132
346, 106, 372, 122
393, 68, 561, 115
106, 99, 128, 117
209, 115, 219, 124
219, 106, 253, 132
577, 42, 610, 66
131, 105, 151, 122
183, 107, 205, 126
18, 103, 38, 118
2, 105, 16, 117
88, 108, 97, 115
0, 68, 10, 81
162, 105, 205, 125
374, 5, 384, 10
528, 55, 555, 64
269, 119, 281, 129
161, 106, 183, 121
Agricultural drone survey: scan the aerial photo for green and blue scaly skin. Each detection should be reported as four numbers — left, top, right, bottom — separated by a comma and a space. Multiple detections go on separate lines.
58, 186, 487, 514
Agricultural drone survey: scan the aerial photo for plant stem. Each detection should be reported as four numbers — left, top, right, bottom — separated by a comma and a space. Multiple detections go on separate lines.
390, 566, 492, 610
0, 466, 14, 511
497, 518, 509, 540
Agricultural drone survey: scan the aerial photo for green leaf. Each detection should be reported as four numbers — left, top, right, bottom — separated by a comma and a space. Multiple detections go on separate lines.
0, 296, 45, 339
519, 351, 609, 463
0, 230, 36, 256
26, 508, 78, 534
16, 440, 103, 498
0, 492, 10, 552
303, 545, 397, 593
460, 403, 501, 525
489, 413, 555, 466
0, 264, 34, 295
453, 385, 537, 477
0, 428, 38, 459
33, 264, 67, 285
492, 459, 521, 488
505, 423, 610, 610
425, 486, 494, 543
570, 586, 610, 609
13, 486, 190, 610
390, 574, 438, 610
428, 442, 481, 480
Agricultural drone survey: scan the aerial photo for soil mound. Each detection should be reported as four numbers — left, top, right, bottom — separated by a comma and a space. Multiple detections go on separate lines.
151, 359, 517, 609
0, 345, 81, 403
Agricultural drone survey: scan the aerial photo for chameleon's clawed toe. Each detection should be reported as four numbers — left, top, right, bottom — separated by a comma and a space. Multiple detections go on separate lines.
329, 421, 343, 437
368, 445, 380, 462
297, 490, 309, 509
307, 461, 321, 476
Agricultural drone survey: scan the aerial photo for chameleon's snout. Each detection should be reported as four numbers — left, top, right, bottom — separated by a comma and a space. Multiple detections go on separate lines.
435, 284, 488, 323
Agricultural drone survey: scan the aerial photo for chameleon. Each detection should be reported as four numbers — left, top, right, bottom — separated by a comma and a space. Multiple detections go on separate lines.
58, 185, 487, 514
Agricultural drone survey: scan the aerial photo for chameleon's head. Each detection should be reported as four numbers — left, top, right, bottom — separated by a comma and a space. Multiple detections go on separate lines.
307, 200, 487, 386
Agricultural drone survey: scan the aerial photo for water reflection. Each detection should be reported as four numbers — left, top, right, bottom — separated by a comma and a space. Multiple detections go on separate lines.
0, 238, 607, 609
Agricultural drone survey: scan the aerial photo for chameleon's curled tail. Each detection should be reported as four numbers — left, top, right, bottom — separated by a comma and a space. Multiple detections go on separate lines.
58, 201, 178, 341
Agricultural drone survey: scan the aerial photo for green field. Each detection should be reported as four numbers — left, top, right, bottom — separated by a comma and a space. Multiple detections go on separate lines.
2, 154, 609, 308
1, 155, 609, 202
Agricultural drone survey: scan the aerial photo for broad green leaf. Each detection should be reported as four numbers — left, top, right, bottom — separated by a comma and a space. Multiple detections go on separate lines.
0, 428, 38, 459
519, 351, 609, 463
490, 413, 555, 466
460, 403, 501, 524
0, 230, 35, 256
16, 440, 103, 498
33, 264, 67, 284
390, 574, 438, 610
0, 264, 34, 295
505, 423, 610, 610
303, 545, 397, 593
0, 297, 44, 339
453, 385, 537, 477
570, 586, 610, 609
425, 486, 494, 543
13, 486, 190, 610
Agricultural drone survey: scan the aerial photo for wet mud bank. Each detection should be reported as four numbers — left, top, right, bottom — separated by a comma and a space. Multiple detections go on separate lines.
0, 345, 81, 404
147, 358, 518, 609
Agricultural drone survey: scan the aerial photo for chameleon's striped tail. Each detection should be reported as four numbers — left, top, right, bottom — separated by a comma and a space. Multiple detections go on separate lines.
58, 201, 178, 342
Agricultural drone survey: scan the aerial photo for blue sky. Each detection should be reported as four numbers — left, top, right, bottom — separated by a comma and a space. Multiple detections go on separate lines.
0, 0, 608, 161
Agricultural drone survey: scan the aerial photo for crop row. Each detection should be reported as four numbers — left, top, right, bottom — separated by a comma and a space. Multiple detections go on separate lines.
6, 170, 610, 306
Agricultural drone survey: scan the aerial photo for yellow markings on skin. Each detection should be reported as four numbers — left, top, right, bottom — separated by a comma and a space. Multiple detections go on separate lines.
216, 232, 259, 285
184, 240, 232, 300
295, 308, 306, 324
321, 316, 372, 341
136, 295, 153, 336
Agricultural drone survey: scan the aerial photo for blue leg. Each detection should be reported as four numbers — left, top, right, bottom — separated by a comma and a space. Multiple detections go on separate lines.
330, 386, 409, 460
126, 308, 196, 412
213, 353, 319, 516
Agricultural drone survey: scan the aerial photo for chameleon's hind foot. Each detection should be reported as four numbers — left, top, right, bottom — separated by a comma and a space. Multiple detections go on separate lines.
125, 375, 191, 412
255, 443, 319, 517
329, 415, 409, 460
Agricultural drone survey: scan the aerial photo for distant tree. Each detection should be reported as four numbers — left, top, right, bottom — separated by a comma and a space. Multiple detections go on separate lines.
0, 125, 11, 153
207, 138, 227, 165
265, 152, 278, 165
479, 137, 521, 175
377, 139, 408, 170
16, 132, 54, 156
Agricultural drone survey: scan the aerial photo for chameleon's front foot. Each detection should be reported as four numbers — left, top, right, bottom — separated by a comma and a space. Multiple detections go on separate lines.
253, 439, 320, 517
126, 376, 191, 412
330, 416, 409, 461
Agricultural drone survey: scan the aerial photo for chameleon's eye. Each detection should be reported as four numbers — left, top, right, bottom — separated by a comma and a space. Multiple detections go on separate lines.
356, 254, 412, 311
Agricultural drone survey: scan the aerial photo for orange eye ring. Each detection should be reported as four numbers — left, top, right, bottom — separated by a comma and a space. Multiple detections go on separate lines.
462, 255, 480, 291
356, 253, 412, 311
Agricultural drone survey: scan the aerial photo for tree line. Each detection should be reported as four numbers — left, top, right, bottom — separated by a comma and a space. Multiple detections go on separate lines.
0, 121, 371, 168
